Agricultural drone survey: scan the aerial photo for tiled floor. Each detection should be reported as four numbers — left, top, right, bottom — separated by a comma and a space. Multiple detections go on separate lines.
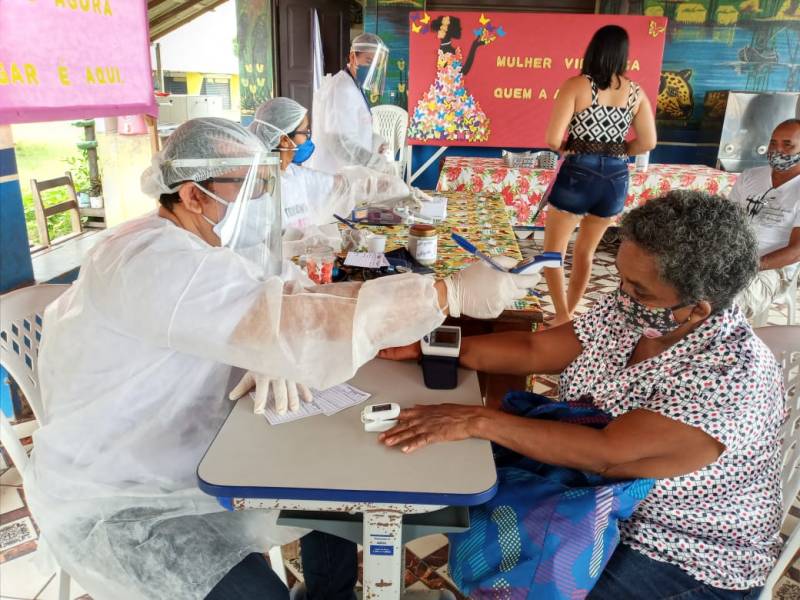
1, 232, 798, 599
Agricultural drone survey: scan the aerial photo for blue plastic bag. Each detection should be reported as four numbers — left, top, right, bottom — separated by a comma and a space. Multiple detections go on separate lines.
448, 392, 654, 600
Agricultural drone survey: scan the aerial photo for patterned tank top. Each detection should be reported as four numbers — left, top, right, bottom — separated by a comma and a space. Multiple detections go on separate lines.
566, 75, 640, 156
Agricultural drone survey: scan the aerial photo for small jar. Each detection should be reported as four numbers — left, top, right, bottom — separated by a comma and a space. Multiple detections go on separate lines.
408, 224, 438, 266
304, 244, 335, 284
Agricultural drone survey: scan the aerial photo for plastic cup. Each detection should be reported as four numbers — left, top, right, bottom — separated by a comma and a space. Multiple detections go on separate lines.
367, 235, 387, 254
305, 246, 335, 284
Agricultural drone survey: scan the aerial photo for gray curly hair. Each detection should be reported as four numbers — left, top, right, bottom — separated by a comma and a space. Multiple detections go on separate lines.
619, 190, 758, 313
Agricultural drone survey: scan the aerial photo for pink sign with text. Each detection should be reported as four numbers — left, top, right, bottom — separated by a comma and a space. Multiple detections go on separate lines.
0, 0, 156, 124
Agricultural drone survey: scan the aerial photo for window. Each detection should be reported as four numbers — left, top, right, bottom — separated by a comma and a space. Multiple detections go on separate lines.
164, 75, 188, 95
200, 77, 232, 110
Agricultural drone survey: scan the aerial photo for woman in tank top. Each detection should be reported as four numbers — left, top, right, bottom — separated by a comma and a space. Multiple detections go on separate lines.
543, 25, 657, 326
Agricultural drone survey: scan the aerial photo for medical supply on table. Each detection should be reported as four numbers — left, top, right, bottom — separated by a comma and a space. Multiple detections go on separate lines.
451, 233, 562, 274
418, 196, 448, 222
261, 383, 373, 425
451, 232, 507, 271
385, 247, 435, 275
420, 326, 461, 390
367, 234, 387, 254
361, 402, 401, 432
344, 252, 390, 269
305, 244, 335, 284
334, 213, 358, 230
408, 223, 438, 266
365, 207, 404, 225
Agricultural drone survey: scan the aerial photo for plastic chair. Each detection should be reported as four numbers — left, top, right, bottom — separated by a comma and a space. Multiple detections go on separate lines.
754, 326, 800, 599
371, 104, 410, 181
0, 284, 289, 591
753, 263, 799, 327
1, 284, 71, 599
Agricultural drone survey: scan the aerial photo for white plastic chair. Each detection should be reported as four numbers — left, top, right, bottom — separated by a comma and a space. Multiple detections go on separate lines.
372, 104, 410, 181
1, 284, 71, 599
753, 263, 799, 327
0, 284, 288, 591
754, 326, 800, 599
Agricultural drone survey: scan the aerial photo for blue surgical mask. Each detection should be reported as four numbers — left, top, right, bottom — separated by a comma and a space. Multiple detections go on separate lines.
292, 138, 315, 164
356, 64, 371, 87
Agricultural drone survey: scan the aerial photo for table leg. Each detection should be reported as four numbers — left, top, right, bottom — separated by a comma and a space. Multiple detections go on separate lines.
362, 509, 404, 599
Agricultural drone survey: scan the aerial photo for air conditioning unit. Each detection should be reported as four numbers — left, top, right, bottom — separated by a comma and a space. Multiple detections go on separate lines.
156, 94, 224, 126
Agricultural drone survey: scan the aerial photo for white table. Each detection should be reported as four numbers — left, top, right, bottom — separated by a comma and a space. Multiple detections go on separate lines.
197, 359, 498, 599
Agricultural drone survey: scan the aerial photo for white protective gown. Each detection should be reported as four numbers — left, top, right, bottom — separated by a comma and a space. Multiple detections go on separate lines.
307, 70, 392, 175
26, 214, 445, 600
281, 163, 413, 231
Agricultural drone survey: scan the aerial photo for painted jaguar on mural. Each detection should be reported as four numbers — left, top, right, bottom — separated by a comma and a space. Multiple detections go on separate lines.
657, 69, 694, 121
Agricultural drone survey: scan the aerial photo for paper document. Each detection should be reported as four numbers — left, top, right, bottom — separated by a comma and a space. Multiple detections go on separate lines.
344, 252, 390, 268
313, 384, 373, 416
257, 383, 372, 425
262, 396, 323, 425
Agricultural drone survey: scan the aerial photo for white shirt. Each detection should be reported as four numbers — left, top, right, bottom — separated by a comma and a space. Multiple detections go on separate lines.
728, 165, 800, 256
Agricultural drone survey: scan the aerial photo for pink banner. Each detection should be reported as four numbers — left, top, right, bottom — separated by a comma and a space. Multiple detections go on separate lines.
0, 0, 156, 124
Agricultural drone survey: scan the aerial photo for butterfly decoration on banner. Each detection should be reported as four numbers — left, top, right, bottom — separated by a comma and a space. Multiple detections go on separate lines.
472, 13, 506, 46
410, 11, 432, 34
648, 20, 666, 37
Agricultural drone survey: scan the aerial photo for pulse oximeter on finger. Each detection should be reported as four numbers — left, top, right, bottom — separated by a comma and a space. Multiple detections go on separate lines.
361, 402, 400, 432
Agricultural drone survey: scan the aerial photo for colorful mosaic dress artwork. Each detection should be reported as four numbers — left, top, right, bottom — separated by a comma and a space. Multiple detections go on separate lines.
408, 47, 490, 143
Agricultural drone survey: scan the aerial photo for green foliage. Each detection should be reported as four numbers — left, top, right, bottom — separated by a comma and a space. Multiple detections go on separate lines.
64, 151, 93, 194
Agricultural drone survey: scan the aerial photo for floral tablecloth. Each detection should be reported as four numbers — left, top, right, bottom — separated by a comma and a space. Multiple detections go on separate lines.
436, 157, 739, 227
344, 191, 540, 314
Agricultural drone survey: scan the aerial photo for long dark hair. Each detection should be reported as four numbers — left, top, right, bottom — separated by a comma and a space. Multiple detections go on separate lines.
581, 25, 629, 90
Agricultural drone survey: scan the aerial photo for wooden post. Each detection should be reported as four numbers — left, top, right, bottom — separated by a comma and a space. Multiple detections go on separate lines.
145, 114, 160, 156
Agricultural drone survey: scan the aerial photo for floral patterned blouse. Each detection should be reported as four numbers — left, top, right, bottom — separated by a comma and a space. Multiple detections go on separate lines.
561, 293, 784, 589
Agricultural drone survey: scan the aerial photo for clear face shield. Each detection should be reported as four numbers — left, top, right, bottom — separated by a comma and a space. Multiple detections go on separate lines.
351, 42, 389, 99
167, 154, 283, 277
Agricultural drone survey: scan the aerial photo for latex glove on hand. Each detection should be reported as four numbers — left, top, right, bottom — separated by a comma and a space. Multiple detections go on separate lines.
443, 256, 541, 319
229, 372, 313, 415
341, 228, 371, 252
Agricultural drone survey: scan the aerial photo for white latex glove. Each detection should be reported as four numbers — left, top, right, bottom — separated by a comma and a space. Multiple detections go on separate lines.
341, 228, 371, 252
229, 372, 313, 415
443, 256, 541, 319
411, 187, 435, 203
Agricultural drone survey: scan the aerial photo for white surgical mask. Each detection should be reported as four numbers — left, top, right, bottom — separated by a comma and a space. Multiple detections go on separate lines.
195, 182, 270, 249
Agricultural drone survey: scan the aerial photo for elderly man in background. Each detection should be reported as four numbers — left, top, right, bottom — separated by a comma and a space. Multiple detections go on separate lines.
730, 118, 800, 319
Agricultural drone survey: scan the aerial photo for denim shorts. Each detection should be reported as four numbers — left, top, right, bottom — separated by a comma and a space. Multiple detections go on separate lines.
548, 154, 630, 218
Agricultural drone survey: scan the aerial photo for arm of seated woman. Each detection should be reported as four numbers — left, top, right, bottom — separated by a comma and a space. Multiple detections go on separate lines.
381, 405, 724, 480
380, 321, 584, 376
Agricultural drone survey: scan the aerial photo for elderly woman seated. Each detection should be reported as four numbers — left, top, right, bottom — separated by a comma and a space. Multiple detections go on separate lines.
380, 191, 784, 599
